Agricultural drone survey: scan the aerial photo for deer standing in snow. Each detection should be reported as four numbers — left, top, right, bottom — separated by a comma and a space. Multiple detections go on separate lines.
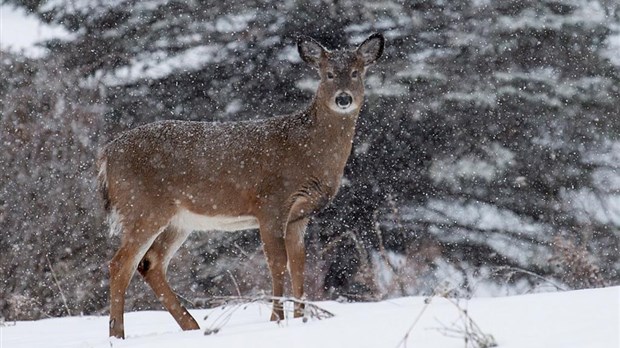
98, 33, 384, 339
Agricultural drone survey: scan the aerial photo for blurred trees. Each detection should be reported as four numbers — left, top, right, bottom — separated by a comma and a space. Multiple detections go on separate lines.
0, 51, 107, 318
2, 0, 620, 319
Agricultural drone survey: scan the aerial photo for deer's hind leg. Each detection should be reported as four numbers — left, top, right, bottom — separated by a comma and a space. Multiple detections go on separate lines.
259, 217, 288, 322
109, 217, 167, 338
137, 227, 200, 331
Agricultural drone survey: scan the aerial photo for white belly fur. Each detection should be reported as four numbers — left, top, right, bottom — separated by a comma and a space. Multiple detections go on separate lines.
170, 208, 259, 232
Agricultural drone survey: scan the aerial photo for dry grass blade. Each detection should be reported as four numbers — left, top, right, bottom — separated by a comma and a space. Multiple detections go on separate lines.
196, 295, 335, 335
436, 297, 497, 348
395, 296, 434, 348
397, 287, 496, 348
493, 265, 567, 292
46, 255, 72, 317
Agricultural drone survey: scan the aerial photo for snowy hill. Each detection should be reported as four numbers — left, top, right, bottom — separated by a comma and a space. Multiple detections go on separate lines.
3, 287, 618, 348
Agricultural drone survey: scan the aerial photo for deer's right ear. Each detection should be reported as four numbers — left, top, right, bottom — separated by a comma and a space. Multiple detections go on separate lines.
297, 36, 326, 68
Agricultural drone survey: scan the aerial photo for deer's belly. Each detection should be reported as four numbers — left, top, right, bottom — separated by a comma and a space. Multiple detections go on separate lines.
171, 208, 259, 232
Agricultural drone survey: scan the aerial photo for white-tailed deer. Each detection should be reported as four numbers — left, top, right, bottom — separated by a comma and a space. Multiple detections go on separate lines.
98, 33, 384, 338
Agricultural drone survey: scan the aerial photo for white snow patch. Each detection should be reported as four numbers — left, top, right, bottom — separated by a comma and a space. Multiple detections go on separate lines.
396, 49, 450, 82
399, 198, 549, 266
496, 1, 607, 31
102, 45, 223, 86
410, 199, 541, 236
562, 188, 620, 227
0, 4, 72, 57
366, 75, 407, 96
604, 31, 620, 67
296, 78, 319, 92
443, 90, 498, 108
278, 45, 301, 63
40, 0, 123, 15
2, 287, 618, 347
215, 12, 256, 33
225, 99, 243, 115
430, 143, 515, 186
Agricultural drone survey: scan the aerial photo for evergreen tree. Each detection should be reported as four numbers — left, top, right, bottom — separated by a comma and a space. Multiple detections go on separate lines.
2, 0, 619, 319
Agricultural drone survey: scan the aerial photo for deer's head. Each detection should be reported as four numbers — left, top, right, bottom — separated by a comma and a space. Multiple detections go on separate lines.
298, 33, 384, 114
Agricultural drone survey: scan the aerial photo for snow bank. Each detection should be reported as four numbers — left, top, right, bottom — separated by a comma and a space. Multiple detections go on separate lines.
2, 287, 618, 348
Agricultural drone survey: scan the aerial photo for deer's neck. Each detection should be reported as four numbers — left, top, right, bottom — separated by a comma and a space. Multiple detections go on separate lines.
295, 99, 360, 178
306, 99, 360, 144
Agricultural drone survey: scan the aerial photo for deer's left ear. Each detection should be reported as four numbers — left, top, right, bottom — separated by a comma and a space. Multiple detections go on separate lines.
357, 33, 384, 66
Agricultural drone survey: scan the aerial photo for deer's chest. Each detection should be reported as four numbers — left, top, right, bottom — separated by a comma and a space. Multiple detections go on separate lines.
285, 175, 340, 221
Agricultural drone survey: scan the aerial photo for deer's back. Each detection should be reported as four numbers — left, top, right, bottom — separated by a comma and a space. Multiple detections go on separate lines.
100, 116, 323, 218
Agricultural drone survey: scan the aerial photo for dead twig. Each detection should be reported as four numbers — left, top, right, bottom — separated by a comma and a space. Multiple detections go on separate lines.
494, 265, 567, 291
46, 255, 72, 317
397, 287, 496, 348
373, 201, 407, 296
197, 295, 335, 335
395, 296, 435, 348
227, 270, 242, 297
435, 297, 497, 348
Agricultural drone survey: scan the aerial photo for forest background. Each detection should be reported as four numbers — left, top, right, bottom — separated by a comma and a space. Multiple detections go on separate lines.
1, 0, 620, 320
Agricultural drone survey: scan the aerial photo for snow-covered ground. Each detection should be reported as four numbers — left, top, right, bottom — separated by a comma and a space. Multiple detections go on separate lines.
2, 287, 618, 348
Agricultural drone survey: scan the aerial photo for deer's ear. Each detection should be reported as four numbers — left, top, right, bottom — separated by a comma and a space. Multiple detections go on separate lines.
357, 33, 384, 66
298, 36, 326, 68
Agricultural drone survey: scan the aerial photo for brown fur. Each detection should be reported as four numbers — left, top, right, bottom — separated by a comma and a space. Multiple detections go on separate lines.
99, 33, 384, 338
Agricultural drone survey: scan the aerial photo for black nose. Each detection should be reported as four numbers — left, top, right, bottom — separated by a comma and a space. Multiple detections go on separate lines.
335, 93, 353, 108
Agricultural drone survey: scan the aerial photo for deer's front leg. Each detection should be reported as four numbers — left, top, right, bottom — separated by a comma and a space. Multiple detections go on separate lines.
285, 217, 308, 318
259, 221, 287, 321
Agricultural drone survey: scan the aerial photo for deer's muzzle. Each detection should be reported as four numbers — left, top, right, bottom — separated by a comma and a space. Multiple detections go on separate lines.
335, 92, 353, 109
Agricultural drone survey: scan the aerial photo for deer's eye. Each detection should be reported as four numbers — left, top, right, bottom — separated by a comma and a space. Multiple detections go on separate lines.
326, 72, 335, 80
351, 70, 359, 78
